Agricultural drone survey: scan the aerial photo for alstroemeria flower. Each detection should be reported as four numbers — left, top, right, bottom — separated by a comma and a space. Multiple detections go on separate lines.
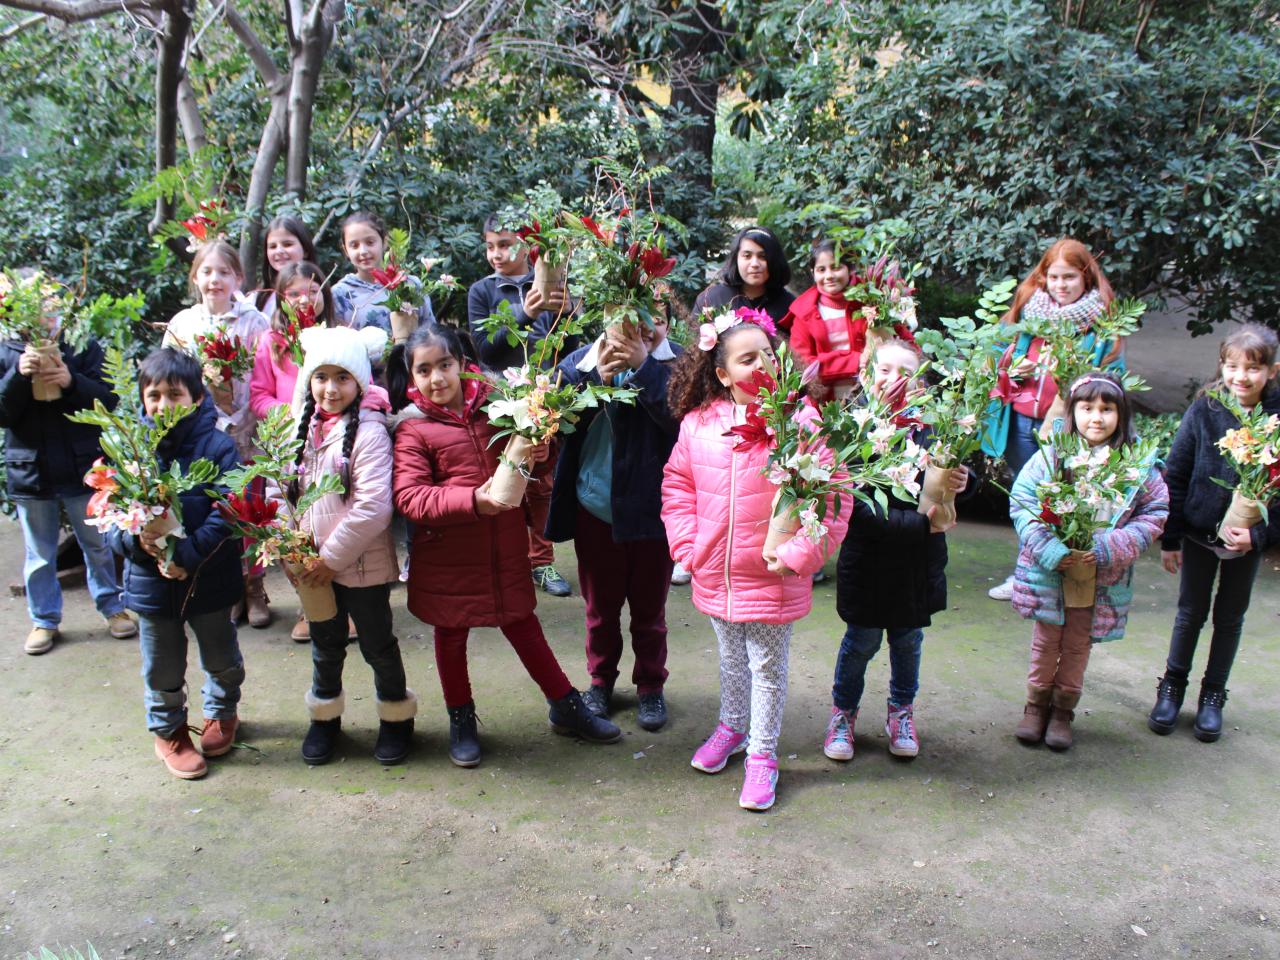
697, 323, 718, 352
503, 366, 534, 387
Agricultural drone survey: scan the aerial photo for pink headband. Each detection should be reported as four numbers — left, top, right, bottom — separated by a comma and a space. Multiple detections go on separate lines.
697, 306, 777, 351
1069, 374, 1115, 393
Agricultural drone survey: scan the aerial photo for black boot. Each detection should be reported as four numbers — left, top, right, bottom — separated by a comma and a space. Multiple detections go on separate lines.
447, 702, 481, 768
1193, 685, 1228, 743
1147, 674, 1187, 735
302, 718, 341, 765
374, 720, 414, 765
548, 689, 623, 743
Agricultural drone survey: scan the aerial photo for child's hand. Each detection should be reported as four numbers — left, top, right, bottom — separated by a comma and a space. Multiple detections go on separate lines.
926, 504, 957, 534
1220, 525, 1254, 553
947, 466, 970, 494
158, 561, 188, 581
1058, 551, 1096, 569
1161, 549, 1182, 574
764, 554, 797, 576
17, 350, 42, 378
301, 557, 338, 586
37, 357, 72, 390
596, 344, 629, 382
139, 528, 165, 560
523, 285, 566, 317
527, 442, 550, 464
474, 479, 514, 515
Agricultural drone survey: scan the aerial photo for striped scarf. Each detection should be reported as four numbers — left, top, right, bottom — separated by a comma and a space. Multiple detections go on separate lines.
1023, 288, 1104, 332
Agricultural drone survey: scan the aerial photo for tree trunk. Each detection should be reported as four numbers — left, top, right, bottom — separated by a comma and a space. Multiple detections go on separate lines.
176, 75, 207, 157
240, 93, 288, 282
283, 0, 337, 198
151, 0, 192, 260
667, 1, 723, 198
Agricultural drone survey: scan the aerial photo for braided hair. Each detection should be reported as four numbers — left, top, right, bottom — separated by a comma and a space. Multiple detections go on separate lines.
288, 389, 358, 504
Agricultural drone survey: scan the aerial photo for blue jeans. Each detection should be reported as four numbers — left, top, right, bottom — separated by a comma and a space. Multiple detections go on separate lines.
138, 608, 244, 737
832, 624, 924, 712
1005, 411, 1044, 480
16, 493, 124, 629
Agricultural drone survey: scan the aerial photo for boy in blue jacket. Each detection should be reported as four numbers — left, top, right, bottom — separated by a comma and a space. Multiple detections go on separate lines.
107, 348, 244, 780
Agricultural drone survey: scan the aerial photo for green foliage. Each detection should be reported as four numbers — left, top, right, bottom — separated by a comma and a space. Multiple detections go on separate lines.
23, 946, 101, 960
1134, 411, 1182, 462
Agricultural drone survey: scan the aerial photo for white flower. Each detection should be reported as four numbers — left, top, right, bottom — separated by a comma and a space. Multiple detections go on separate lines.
849, 407, 874, 430
784, 452, 831, 483
712, 310, 737, 334
893, 296, 918, 331
487, 397, 533, 430
886, 462, 922, 498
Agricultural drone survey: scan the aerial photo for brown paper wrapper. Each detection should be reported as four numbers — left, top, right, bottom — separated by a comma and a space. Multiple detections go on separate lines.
284, 559, 338, 623
27, 343, 63, 401
490, 434, 535, 507
916, 464, 958, 527
1061, 550, 1097, 608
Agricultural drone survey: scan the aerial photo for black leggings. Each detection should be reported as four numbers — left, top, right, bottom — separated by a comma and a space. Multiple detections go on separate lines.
1165, 537, 1262, 688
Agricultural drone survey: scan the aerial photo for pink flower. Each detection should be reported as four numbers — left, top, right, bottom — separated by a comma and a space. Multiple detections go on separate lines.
698, 323, 719, 351
801, 359, 822, 386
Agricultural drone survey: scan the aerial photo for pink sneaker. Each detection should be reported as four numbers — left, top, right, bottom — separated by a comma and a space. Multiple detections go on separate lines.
738, 754, 779, 810
886, 703, 919, 758
823, 706, 856, 761
690, 722, 747, 774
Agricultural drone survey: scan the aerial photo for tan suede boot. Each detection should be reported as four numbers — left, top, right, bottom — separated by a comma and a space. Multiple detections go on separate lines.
1015, 684, 1053, 743
1044, 688, 1082, 751
245, 576, 272, 629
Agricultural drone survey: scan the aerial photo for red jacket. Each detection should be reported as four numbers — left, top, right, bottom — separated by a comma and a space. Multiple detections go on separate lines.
783, 286, 915, 384
392, 380, 538, 629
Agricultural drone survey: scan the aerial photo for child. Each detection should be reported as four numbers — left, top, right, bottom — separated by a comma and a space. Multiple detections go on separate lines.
1148, 325, 1280, 742
545, 308, 682, 731
1010, 373, 1167, 750
783, 240, 917, 403
289, 325, 416, 766
391, 324, 621, 768
106, 349, 244, 779
466, 212, 572, 598
985, 237, 1126, 601
662, 315, 848, 811
256, 215, 317, 315
691, 227, 795, 327
825, 340, 970, 762
332, 211, 435, 335
0, 284, 135, 655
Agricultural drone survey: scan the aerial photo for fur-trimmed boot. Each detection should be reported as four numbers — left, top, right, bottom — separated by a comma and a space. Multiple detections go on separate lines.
1015, 684, 1053, 744
374, 690, 417, 765
302, 691, 344, 765
1044, 688, 1081, 751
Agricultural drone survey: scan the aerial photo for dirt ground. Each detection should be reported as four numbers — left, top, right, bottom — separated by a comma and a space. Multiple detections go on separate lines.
0, 517, 1277, 960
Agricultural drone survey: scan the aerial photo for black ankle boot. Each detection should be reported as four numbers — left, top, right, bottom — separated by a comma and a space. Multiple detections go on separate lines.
1194, 686, 1228, 743
302, 718, 341, 765
447, 702, 481, 768
548, 689, 623, 743
1147, 674, 1187, 735
374, 720, 414, 765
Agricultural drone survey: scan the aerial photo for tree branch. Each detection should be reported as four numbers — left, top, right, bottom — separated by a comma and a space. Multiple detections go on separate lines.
0, 12, 43, 41
224, 0, 283, 90
0, 0, 154, 21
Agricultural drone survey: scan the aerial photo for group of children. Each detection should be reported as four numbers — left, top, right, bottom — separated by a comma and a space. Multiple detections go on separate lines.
3, 221, 1272, 811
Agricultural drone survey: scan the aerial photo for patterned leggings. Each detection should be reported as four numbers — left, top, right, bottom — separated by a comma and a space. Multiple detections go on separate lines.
709, 616, 794, 759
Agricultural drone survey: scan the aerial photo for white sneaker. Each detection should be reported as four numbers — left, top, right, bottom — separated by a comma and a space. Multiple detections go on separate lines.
988, 575, 1015, 601
670, 562, 691, 586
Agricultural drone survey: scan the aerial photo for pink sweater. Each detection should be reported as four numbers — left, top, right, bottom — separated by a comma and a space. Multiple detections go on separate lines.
661, 398, 849, 624
249, 334, 297, 419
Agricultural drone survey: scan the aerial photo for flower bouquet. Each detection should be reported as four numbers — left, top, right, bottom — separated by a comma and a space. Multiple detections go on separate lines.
0, 268, 68, 401
67, 349, 221, 573
912, 279, 1018, 525
735, 340, 927, 563
474, 300, 638, 507
216, 405, 346, 620
843, 253, 920, 357
505, 183, 579, 303
278, 298, 321, 366
372, 228, 427, 343
179, 199, 230, 250
1209, 389, 1280, 547
1016, 297, 1148, 436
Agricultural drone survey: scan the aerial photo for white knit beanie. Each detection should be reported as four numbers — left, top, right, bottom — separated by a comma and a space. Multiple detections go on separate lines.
291, 325, 387, 415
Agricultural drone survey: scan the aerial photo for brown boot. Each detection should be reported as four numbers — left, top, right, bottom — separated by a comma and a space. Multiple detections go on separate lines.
200, 716, 240, 757
154, 728, 208, 779
291, 614, 310, 643
245, 576, 272, 629
1015, 685, 1053, 743
1044, 689, 1081, 751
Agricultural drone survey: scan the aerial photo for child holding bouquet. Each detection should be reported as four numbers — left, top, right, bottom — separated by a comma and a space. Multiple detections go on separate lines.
1009, 373, 1167, 750
391, 324, 622, 767
332, 212, 435, 336
662, 312, 849, 810
105, 349, 244, 780
1148, 325, 1280, 742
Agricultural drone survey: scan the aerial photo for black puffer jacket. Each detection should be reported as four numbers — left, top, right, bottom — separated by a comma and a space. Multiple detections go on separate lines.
0, 338, 115, 500
105, 400, 242, 620
1161, 390, 1280, 552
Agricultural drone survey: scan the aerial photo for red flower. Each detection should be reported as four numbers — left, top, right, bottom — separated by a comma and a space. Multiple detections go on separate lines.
196, 331, 247, 383
219, 492, 279, 528
989, 369, 1038, 406
1269, 462, 1280, 488
638, 245, 676, 280
1039, 502, 1062, 527
735, 367, 778, 400
180, 215, 214, 242
370, 259, 408, 291
579, 216, 615, 244
723, 404, 774, 450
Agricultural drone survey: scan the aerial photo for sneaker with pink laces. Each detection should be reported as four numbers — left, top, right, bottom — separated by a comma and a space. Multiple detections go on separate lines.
886, 702, 919, 758
738, 754, 779, 810
823, 705, 856, 761
690, 722, 747, 774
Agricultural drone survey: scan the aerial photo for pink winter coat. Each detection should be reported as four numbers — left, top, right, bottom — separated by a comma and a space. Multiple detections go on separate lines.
249, 334, 298, 419
661, 398, 849, 624
301, 407, 398, 588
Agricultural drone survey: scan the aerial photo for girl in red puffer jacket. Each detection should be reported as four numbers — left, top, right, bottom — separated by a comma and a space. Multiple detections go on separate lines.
390, 324, 621, 767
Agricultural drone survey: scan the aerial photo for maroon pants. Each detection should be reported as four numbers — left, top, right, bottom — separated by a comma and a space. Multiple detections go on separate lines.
433, 613, 573, 708
525, 450, 557, 569
574, 507, 673, 695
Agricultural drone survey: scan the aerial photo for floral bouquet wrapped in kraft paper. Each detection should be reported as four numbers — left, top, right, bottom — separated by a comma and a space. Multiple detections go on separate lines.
1209, 389, 1280, 549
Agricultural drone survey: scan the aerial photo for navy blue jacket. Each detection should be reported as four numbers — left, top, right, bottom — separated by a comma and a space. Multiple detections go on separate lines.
1162, 390, 1280, 553
467, 272, 560, 371
545, 341, 682, 543
107, 399, 242, 620
0, 337, 116, 500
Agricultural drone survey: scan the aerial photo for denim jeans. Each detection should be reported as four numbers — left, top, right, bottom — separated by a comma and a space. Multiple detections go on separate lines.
832, 624, 925, 711
16, 493, 124, 629
1166, 537, 1262, 688
1005, 411, 1044, 480
310, 583, 407, 702
138, 607, 243, 737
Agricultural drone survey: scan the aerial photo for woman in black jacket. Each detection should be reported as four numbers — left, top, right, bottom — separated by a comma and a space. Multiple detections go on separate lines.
692, 226, 795, 327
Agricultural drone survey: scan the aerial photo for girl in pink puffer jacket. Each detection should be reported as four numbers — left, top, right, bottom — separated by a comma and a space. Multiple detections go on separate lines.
662, 312, 849, 811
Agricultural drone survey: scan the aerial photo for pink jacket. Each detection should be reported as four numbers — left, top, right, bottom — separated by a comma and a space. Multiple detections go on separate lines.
661, 398, 849, 624
301, 407, 398, 588
249, 334, 298, 419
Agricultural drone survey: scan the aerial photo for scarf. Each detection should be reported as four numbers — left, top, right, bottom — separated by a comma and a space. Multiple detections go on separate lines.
1022, 288, 1105, 333
818, 290, 850, 311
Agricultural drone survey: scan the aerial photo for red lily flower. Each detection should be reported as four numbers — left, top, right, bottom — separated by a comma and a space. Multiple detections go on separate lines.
196, 331, 248, 383
219, 492, 279, 528
723, 404, 774, 451
579, 216, 615, 244
180, 215, 214, 242
989, 368, 1039, 406
370, 259, 408, 291
639, 246, 676, 280
1039, 502, 1062, 527
735, 367, 778, 400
